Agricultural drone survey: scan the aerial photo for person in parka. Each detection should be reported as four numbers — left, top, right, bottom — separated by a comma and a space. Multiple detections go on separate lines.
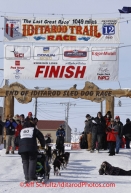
90, 112, 106, 153
84, 114, 93, 151
18, 120, 45, 183
0, 115, 4, 145
5, 115, 17, 154
122, 118, 131, 148
115, 116, 123, 154
106, 118, 118, 156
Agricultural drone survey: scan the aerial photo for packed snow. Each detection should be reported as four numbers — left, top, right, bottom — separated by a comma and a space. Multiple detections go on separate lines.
0, 148, 131, 193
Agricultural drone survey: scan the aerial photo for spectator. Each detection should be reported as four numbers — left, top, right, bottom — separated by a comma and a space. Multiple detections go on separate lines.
79, 131, 88, 149
25, 112, 34, 126
90, 112, 106, 153
115, 116, 123, 154
0, 116, 4, 145
84, 114, 93, 151
5, 115, 17, 154
103, 111, 112, 150
18, 121, 45, 183
56, 125, 65, 154
20, 114, 25, 128
34, 118, 38, 129
106, 118, 118, 156
123, 118, 131, 149
14, 115, 23, 137
56, 125, 65, 138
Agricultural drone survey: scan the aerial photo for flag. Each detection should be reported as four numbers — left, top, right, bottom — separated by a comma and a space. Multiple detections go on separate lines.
118, 7, 131, 13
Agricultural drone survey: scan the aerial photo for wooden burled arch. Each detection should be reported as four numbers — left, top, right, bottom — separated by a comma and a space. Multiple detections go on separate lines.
1, 81, 131, 119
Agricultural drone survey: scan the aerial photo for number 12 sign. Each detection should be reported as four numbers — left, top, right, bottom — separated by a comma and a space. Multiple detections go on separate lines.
102, 25, 115, 35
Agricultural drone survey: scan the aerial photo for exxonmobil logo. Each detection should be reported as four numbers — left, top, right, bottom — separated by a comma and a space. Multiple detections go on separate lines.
35, 65, 86, 78
98, 76, 110, 80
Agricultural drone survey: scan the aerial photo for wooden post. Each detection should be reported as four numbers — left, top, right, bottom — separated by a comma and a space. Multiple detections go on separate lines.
4, 95, 14, 120
106, 96, 114, 118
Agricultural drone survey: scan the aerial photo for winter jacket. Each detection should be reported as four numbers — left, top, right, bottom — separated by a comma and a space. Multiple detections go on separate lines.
101, 161, 120, 175
105, 118, 111, 130
122, 122, 131, 140
92, 116, 106, 134
18, 127, 45, 154
15, 124, 23, 137
115, 121, 123, 138
0, 121, 4, 135
84, 118, 93, 134
5, 120, 17, 135
56, 129, 65, 137
106, 124, 118, 142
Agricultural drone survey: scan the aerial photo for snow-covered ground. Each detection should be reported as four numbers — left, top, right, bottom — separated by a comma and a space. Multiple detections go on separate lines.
0, 148, 131, 193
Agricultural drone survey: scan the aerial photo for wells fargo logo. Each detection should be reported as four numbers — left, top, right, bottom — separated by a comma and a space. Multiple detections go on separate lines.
22, 25, 101, 41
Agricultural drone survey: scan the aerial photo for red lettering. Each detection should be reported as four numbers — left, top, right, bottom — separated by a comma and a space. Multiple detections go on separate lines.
35, 66, 45, 77
35, 65, 86, 79
75, 66, 86, 78
14, 53, 24, 58
63, 35, 69, 41
44, 66, 50, 77
55, 35, 63, 41
98, 76, 109, 80
59, 66, 65, 78
45, 25, 51, 33
76, 26, 82, 34
70, 35, 76, 41
69, 26, 76, 34
49, 66, 60, 78
65, 66, 75, 78
94, 25, 101, 38
27, 25, 34, 36
47, 35, 54, 40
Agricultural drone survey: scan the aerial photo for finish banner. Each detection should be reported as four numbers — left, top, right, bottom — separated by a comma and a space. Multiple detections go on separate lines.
4, 45, 119, 81
4, 17, 119, 43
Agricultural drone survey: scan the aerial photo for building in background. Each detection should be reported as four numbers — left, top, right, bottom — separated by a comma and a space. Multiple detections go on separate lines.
37, 120, 71, 143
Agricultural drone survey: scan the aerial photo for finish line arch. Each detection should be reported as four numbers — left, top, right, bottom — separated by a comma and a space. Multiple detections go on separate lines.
1, 81, 131, 119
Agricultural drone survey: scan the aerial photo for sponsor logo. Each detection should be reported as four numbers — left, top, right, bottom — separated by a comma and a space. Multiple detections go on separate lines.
37, 54, 55, 60
97, 62, 110, 75
78, 37, 90, 41
98, 76, 110, 80
92, 51, 116, 56
15, 61, 20, 66
15, 69, 20, 74
6, 19, 20, 38
64, 50, 87, 58
43, 47, 50, 52
13, 68, 22, 79
65, 62, 86, 65
33, 36, 46, 41
11, 48, 24, 58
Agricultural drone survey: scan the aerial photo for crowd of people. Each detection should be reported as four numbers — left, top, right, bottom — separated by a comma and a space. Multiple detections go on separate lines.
0, 112, 38, 154
79, 111, 131, 156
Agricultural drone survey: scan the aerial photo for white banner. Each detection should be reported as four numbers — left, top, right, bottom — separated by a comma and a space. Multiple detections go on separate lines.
4, 45, 119, 81
4, 17, 120, 43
